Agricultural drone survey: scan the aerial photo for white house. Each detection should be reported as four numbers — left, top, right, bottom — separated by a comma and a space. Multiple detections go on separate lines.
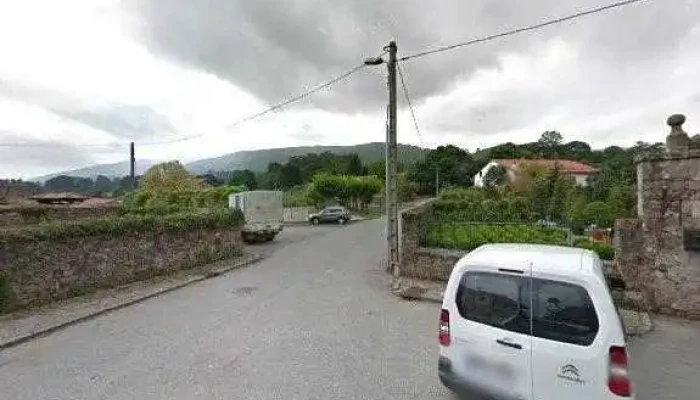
473, 159, 598, 187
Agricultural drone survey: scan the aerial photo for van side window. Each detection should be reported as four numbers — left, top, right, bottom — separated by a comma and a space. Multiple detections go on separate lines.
528, 279, 599, 346
456, 272, 529, 335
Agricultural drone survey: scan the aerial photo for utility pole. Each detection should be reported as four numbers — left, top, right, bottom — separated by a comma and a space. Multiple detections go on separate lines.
364, 41, 399, 276
435, 167, 440, 198
129, 141, 136, 189
386, 41, 399, 276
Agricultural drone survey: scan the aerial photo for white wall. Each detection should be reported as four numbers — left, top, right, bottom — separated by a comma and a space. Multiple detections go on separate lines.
573, 174, 589, 187
473, 162, 498, 187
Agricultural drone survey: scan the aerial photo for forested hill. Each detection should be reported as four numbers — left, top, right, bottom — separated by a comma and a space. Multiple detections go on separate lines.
185, 142, 427, 174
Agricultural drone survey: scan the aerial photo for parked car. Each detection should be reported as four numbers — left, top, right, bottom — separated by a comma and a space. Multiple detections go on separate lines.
439, 244, 632, 400
308, 206, 351, 225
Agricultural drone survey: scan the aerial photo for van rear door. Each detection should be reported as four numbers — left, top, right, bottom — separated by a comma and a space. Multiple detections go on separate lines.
527, 275, 607, 400
449, 270, 533, 400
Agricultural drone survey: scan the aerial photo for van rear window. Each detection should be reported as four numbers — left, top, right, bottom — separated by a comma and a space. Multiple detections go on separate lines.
456, 272, 599, 346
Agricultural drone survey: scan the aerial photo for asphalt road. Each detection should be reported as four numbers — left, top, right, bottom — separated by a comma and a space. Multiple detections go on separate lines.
0, 220, 450, 400
1, 220, 697, 399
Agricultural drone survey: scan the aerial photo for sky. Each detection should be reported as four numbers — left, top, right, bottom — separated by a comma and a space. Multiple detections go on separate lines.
0, 0, 699, 178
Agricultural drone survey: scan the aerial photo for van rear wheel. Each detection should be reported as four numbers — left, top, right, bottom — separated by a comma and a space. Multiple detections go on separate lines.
311, 218, 320, 225
337, 217, 347, 225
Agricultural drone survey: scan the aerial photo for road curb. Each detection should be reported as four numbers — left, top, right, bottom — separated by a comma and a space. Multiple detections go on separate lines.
390, 278, 444, 304
0, 254, 265, 351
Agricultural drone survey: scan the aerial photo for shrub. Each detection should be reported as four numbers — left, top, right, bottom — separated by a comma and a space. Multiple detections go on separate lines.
0, 209, 244, 244
574, 238, 615, 260
425, 224, 568, 250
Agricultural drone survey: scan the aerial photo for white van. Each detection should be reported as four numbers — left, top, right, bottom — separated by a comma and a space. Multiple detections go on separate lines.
438, 244, 632, 400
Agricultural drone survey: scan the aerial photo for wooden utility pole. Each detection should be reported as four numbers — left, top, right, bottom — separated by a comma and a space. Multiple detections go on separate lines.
435, 167, 440, 198
386, 41, 399, 275
129, 142, 136, 189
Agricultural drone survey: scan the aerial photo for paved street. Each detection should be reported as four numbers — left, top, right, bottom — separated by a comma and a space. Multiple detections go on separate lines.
1, 219, 699, 399
0, 220, 450, 400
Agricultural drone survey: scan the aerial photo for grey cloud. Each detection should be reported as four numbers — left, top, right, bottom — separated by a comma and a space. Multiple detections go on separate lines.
0, 133, 94, 171
126, 0, 700, 114
58, 106, 175, 140
287, 123, 325, 143
0, 81, 174, 139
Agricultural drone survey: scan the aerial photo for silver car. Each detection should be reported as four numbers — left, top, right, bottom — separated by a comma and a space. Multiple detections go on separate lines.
308, 206, 351, 225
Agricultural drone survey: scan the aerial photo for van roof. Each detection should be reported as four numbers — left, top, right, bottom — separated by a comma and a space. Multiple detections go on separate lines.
457, 243, 602, 279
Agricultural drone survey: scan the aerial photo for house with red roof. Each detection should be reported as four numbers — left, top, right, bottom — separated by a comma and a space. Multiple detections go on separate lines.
473, 158, 598, 187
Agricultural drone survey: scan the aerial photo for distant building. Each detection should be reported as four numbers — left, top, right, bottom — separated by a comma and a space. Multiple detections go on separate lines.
30, 192, 88, 205
473, 159, 598, 187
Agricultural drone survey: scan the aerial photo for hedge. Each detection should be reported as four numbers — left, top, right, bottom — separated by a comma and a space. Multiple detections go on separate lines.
574, 238, 615, 260
425, 224, 567, 250
0, 209, 244, 244
424, 223, 615, 260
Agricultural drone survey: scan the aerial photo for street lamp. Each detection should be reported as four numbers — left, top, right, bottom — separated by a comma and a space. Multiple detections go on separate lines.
363, 57, 385, 66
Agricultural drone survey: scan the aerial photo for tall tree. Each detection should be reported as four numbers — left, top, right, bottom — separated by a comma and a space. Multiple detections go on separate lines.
345, 153, 364, 175
140, 161, 206, 193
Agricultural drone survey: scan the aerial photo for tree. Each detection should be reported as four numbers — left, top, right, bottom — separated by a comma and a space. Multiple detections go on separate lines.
140, 161, 206, 194
93, 175, 115, 194
538, 131, 564, 147
483, 165, 508, 188
607, 185, 636, 219
198, 173, 224, 187
280, 164, 303, 188
345, 153, 364, 175
409, 145, 476, 194
226, 170, 258, 190
582, 201, 614, 228
367, 160, 385, 179
44, 175, 78, 192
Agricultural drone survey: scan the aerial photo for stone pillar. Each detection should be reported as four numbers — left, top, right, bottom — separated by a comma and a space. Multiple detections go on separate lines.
632, 114, 700, 318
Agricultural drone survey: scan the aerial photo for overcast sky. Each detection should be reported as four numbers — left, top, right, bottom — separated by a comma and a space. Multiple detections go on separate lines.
1, 0, 699, 178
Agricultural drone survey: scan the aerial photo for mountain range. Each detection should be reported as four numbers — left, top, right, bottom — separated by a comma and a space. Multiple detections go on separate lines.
31, 143, 428, 182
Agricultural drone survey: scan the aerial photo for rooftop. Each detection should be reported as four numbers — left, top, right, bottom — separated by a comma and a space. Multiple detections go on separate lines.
493, 158, 598, 174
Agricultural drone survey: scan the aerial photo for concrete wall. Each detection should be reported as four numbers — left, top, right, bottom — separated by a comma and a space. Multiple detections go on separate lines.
0, 228, 242, 311
0, 205, 120, 227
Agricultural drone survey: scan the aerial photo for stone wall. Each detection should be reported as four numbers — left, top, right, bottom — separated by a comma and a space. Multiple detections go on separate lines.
0, 228, 241, 311
615, 114, 700, 319
0, 205, 120, 227
399, 200, 452, 281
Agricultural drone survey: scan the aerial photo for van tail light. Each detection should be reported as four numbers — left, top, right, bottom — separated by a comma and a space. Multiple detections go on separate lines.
439, 309, 451, 346
608, 346, 631, 397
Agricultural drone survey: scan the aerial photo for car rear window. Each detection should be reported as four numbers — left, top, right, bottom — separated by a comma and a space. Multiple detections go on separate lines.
456, 272, 599, 346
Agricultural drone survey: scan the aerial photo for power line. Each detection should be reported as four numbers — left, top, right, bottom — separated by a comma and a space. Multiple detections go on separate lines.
400, 0, 650, 61
140, 63, 369, 146
396, 63, 424, 146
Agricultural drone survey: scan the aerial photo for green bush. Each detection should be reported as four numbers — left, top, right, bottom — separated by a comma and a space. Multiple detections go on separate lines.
574, 238, 615, 260
425, 224, 568, 250
121, 185, 245, 215
0, 209, 244, 244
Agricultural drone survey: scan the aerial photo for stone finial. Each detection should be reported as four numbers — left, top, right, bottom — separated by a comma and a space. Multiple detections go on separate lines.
666, 113, 690, 155
667, 114, 686, 127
